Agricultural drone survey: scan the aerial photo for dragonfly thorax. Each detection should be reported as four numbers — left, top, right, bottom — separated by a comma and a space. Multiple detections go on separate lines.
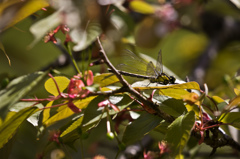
150, 73, 176, 85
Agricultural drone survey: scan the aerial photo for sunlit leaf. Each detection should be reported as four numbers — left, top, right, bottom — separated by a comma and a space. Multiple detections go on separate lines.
29, 11, 61, 48
42, 101, 53, 123
224, 95, 240, 111
219, 112, 240, 129
94, 73, 119, 87
4, 111, 16, 123
129, 0, 155, 14
71, 22, 102, 51
212, 96, 225, 103
44, 97, 95, 127
234, 88, 240, 96
44, 76, 70, 96
182, 92, 200, 106
60, 115, 84, 137
0, 107, 39, 149
43, 104, 72, 127
59, 95, 128, 144
185, 104, 199, 117
0, 71, 48, 118
0, 0, 49, 31
132, 81, 200, 90
158, 89, 190, 99
9, 102, 43, 126
122, 112, 163, 145
165, 111, 195, 157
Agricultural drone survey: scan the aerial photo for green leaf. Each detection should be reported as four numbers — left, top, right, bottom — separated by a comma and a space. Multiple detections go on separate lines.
60, 95, 133, 144
82, 95, 132, 130
83, 95, 129, 131
157, 97, 187, 118
165, 111, 195, 157
71, 22, 102, 51
29, 11, 61, 48
0, 107, 39, 149
43, 96, 95, 127
129, 1, 155, 14
0, 71, 48, 118
60, 115, 84, 137
94, 73, 119, 87
158, 89, 190, 99
153, 120, 170, 135
0, 0, 49, 31
10, 102, 43, 126
42, 101, 53, 123
224, 95, 240, 111
219, 112, 240, 129
122, 112, 163, 145
44, 76, 70, 96
43, 104, 72, 127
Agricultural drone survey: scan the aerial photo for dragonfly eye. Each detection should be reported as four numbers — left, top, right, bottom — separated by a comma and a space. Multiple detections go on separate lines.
169, 76, 176, 84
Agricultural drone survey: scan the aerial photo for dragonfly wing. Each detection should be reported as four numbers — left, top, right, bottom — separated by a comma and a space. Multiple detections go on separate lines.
117, 49, 149, 75
117, 63, 147, 75
122, 49, 149, 65
146, 61, 157, 77
156, 50, 163, 74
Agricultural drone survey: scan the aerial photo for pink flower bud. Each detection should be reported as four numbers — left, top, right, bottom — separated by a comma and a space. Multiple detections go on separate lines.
68, 79, 85, 98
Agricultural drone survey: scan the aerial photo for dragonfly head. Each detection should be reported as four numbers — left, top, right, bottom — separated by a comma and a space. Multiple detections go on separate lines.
169, 76, 176, 84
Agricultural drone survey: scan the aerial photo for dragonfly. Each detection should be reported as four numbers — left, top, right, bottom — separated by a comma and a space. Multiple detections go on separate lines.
112, 50, 176, 85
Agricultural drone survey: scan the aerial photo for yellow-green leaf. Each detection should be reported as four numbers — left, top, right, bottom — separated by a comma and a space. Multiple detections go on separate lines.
234, 88, 240, 96
44, 96, 95, 127
43, 104, 71, 127
94, 73, 119, 87
0, 107, 39, 148
42, 101, 53, 123
132, 81, 200, 90
0, 71, 48, 117
44, 76, 70, 96
129, 0, 155, 14
0, 0, 49, 31
158, 89, 190, 99
185, 104, 199, 117
165, 111, 195, 157
219, 112, 240, 129
225, 95, 240, 111
60, 115, 84, 137
212, 96, 225, 103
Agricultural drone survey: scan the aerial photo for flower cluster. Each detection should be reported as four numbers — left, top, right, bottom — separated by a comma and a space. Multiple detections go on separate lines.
67, 70, 94, 113
44, 24, 71, 44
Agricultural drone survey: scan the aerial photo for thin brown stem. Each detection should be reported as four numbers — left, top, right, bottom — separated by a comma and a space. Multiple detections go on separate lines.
96, 37, 174, 122
48, 73, 62, 96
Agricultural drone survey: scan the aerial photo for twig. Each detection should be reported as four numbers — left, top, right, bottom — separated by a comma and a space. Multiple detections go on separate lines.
96, 36, 240, 154
96, 37, 174, 122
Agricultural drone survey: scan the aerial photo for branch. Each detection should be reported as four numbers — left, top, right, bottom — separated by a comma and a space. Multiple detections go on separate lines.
96, 36, 240, 155
96, 37, 174, 122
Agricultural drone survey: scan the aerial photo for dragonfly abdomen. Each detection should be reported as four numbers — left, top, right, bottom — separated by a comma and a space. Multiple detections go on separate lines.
116, 70, 154, 80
